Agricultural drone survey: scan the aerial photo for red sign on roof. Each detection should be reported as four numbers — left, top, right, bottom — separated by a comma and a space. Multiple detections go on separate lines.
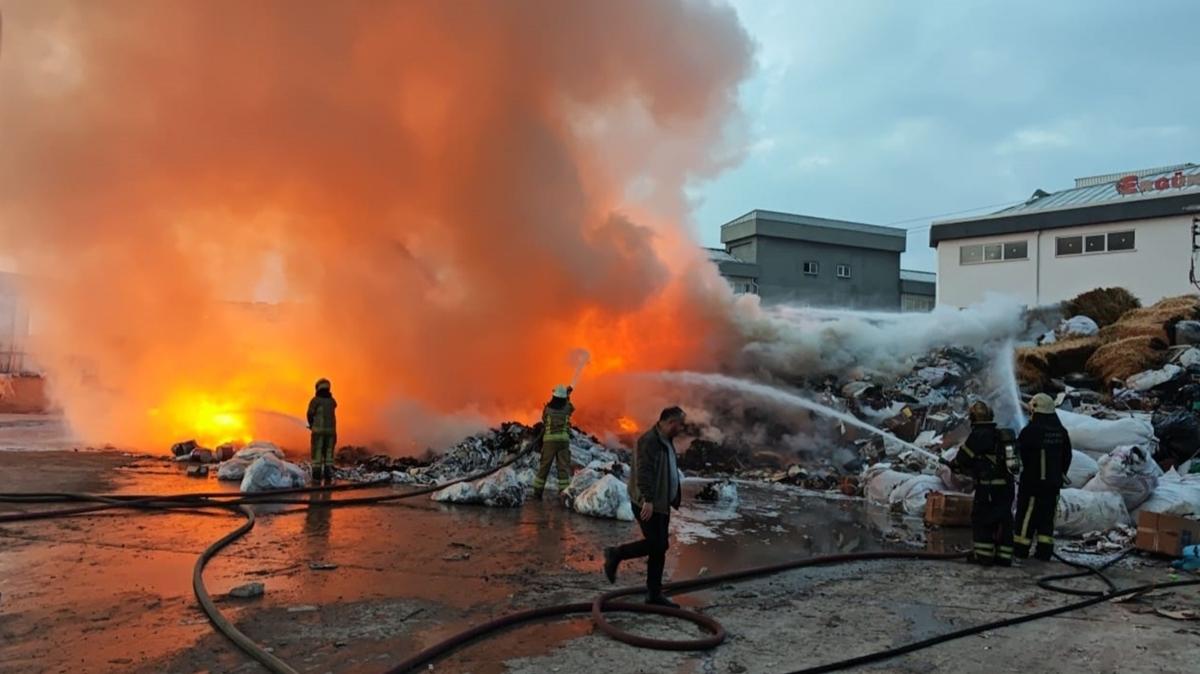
1116, 170, 1200, 195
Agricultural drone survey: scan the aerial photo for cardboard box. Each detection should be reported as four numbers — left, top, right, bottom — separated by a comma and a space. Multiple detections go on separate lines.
1135, 511, 1200, 557
924, 492, 973, 527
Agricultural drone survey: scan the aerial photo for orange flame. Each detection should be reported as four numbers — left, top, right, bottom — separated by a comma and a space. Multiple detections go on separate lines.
616, 416, 639, 433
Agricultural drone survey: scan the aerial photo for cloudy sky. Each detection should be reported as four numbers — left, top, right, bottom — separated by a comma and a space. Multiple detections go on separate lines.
691, 0, 1200, 271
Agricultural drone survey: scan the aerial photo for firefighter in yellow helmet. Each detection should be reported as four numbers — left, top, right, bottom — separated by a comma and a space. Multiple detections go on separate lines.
1014, 393, 1073, 560
532, 384, 574, 499
307, 378, 337, 484
948, 400, 1017, 566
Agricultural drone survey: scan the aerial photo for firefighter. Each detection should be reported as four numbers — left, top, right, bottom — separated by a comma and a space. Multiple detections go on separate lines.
948, 400, 1017, 566
532, 384, 574, 499
1014, 393, 1072, 561
306, 378, 337, 484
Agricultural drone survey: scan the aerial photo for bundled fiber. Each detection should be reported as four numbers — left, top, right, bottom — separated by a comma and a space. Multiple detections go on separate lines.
1086, 335, 1168, 383
1016, 337, 1102, 387
1099, 295, 1200, 345
1064, 287, 1141, 328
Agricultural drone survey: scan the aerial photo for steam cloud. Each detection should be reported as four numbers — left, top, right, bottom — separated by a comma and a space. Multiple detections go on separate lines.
0, 1, 753, 450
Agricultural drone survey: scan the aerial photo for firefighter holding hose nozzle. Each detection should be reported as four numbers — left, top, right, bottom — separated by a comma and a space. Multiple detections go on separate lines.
532, 384, 574, 499
307, 378, 338, 484
948, 400, 1017, 566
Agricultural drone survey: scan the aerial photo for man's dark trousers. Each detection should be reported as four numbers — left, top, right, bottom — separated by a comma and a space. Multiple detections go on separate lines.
613, 512, 671, 596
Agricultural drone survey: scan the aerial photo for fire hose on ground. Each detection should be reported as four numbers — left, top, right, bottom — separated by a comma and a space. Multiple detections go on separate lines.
1, 455, 1198, 674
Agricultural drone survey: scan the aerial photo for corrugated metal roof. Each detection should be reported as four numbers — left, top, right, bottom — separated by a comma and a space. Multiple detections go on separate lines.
1074, 163, 1195, 188
723, 209, 906, 240
899, 269, 936, 283
987, 163, 1200, 219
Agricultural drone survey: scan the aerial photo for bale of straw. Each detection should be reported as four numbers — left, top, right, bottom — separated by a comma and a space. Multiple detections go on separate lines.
1099, 295, 1200, 345
1016, 337, 1101, 387
1064, 287, 1141, 327
1085, 335, 1168, 383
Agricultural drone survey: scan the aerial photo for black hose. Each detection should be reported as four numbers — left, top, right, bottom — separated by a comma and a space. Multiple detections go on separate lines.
6, 461, 1198, 674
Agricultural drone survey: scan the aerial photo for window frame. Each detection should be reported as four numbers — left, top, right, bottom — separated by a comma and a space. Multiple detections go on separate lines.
802, 261, 820, 276
1056, 230, 1136, 257
836, 264, 851, 279
959, 239, 1031, 265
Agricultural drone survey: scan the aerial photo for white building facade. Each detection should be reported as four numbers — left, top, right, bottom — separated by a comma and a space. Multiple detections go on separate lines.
931, 164, 1200, 308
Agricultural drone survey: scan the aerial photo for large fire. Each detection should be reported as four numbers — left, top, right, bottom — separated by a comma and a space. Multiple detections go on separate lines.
0, 1, 753, 452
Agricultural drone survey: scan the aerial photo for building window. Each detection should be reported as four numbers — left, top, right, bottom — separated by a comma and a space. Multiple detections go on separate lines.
960, 239, 1029, 265
836, 264, 851, 279
729, 280, 758, 295
1004, 241, 1028, 260
1056, 230, 1135, 256
1056, 236, 1083, 256
803, 261, 819, 276
1108, 231, 1135, 251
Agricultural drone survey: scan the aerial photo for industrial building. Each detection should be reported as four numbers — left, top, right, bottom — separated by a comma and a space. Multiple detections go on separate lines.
930, 163, 1200, 308
708, 209, 934, 311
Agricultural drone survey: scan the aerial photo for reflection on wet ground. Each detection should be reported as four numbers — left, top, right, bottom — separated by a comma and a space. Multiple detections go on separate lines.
0, 447, 973, 673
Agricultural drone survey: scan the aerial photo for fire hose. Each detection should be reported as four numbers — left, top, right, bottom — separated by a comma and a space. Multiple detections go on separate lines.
2, 464, 1199, 674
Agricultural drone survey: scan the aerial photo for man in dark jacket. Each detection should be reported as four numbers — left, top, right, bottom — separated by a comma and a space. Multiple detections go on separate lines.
602, 406, 685, 607
307, 378, 337, 484
1014, 393, 1072, 561
949, 400, 1017, 566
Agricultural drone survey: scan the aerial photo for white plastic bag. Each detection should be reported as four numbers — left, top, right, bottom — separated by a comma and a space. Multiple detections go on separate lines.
1083, 445, 1162, 511
889, 475, 945, 515
430, 466, 525, 507
1065, 450, 1100, 489
1055, 489, 1131, 536
865, 468, 912, 505
1125, 365, 1183, 392
1057, 411, 1156, 453
217, 460, 249, 482
572, 474, 634, 521
240, 455, 309, 492
1134, 471, 1200, 518
1060, 315, 1099, 337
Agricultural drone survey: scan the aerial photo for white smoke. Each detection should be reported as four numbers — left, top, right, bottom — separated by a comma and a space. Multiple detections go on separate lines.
731, 293, 1027, 382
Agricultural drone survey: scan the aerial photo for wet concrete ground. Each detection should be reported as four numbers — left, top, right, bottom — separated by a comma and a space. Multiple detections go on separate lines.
1, 416, 1198, 674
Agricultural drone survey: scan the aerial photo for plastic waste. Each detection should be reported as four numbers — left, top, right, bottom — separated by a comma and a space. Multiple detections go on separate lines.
1125, 364, 1183, 392
1056, 488, 1131, 536
240, 455, 309, 492
218, 442, 287, 482
430, 466, 525, 507
572, 474, 634, 521
865, 467, 912, 505
1153, 411, 1200, 469
889, 474, 945, 515
1060, 315, 1100, 337
696, 479, 739, 508
1134, 470, 1200, 518
1083, 445, 1163, 511
1174, 320, 1200, 346
1057, 410, 1156, 453
1065, 450, 1100, 488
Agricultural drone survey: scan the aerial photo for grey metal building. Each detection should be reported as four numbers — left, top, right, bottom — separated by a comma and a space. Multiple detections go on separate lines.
716, 210, 910, 309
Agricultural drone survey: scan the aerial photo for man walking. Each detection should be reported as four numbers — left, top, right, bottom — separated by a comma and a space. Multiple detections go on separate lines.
603, 406, 686, 607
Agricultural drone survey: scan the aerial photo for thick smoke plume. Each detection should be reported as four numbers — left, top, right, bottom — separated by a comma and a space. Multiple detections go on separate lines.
0, 1, 753, 451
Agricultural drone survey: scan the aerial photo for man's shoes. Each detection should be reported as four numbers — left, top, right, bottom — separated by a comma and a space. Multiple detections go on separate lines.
603, 547, 619, 584
323, 466, 335, 484
531, 489, 543, 500
995, 558, 1013, 567
646, 594, 680, 609
312, 465, 322, 481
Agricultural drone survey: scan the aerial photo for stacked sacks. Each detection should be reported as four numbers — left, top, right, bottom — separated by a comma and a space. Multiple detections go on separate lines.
1083, 445, 1162, 511
430, 466, 526, 507
562, 460, 634, 521
240, 452, 309, 492
219, 441, 286, 481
